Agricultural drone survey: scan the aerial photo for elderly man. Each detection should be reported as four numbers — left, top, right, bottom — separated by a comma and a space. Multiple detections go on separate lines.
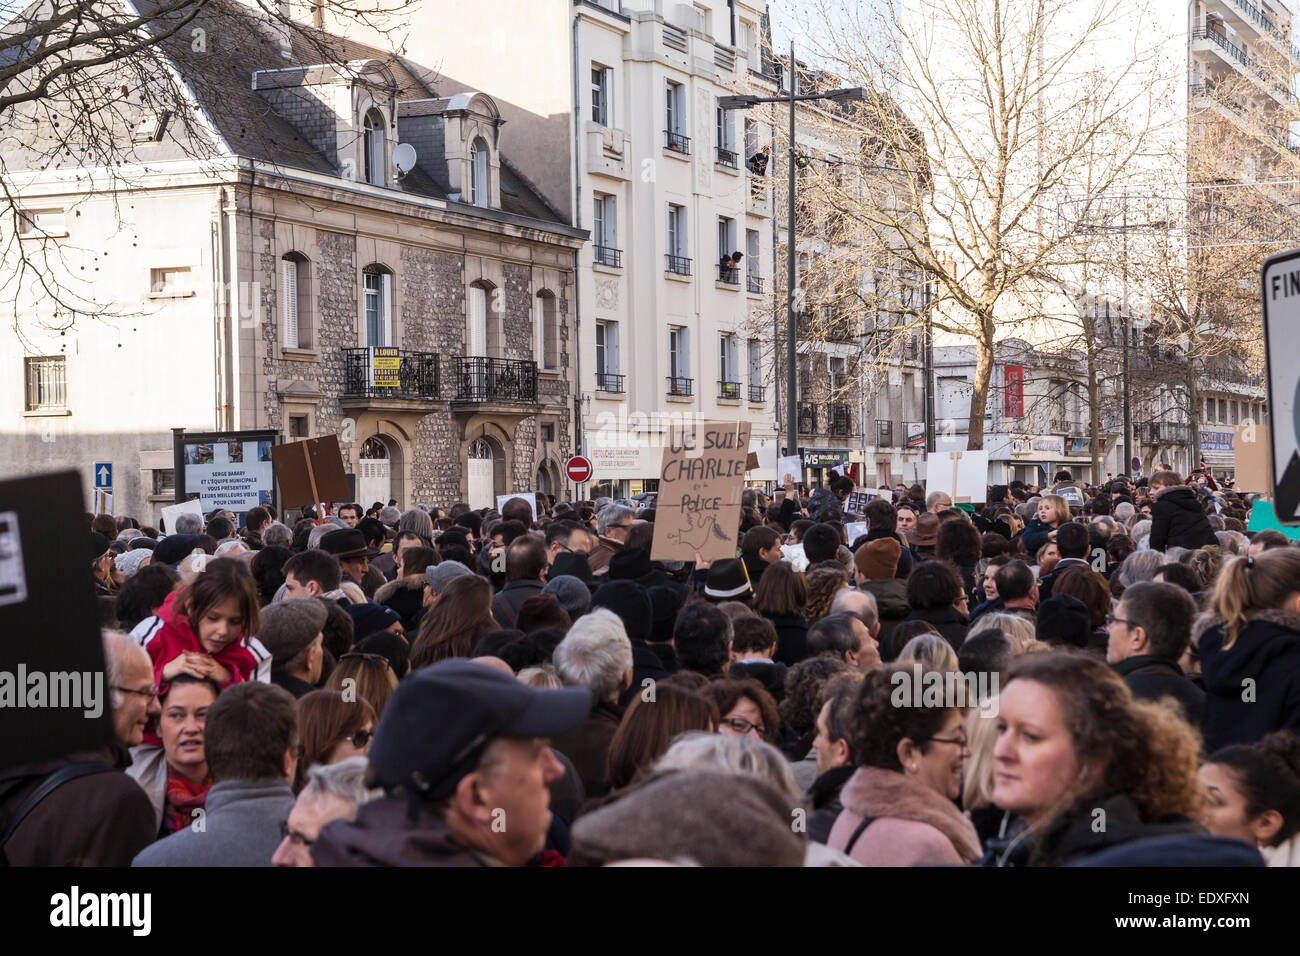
587, 504, 637, 576
550, 608, 634, 797
311, 660, 589, 866
173, 511, 204, 535
926, 490, 953, 514
808, 676, 860, 844
272, 757, 381, 866
1106, 581, 1204, 726
0, 632, 157, 865
807, 611, 880, 672
133, 682, 299, 866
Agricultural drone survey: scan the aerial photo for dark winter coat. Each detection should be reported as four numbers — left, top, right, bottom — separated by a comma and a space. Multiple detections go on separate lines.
311, 796, 497, 866
1113, 654, 1205, 728
551, 699, 625, 798
374, 574, 428, 632
763, 612, 810, 666
619, 643, 672, 709
0, 743, 155, 867
806, 765, 854, 845
131, 777, 295, 866
808, 487, 843, 523
489, 578, 545, 630
728, 660, 789, 702
1194, 608, 1300, 753
859, 578, 910, 644
1149, 485, 1217, 552
900, 604, 969, 650
1019, 518, 1058, 556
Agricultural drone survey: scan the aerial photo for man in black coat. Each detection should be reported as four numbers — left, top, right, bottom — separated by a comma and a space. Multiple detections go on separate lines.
1148, 471, 1217, 551
1037, 521, 1092, 600
864, 498, 914, 579
1106, 580, 1205, 728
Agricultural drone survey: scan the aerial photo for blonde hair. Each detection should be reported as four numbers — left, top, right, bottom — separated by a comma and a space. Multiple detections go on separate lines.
652, 732, 801, 805
969, 612, 1036, 650
517, 665, 563, 688
1212, 549, 1300, 650
896, 633, 959, 672
1038, 495, 1070, 526
963, 704, 1000, 810
1187, 545, 1226, 591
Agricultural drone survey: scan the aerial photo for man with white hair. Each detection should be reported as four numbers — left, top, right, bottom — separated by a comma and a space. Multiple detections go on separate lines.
550, 607, 633, 797
262, 522, 294, 550
587, 504, 637, 577
272, 757, 381, 866
0, 632, 157, 865
173, 512, 204, 535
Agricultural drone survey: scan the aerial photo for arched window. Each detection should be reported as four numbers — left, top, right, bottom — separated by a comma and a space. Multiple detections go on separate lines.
362, 264, 392, 347
536, 465, 552, 495
280, 252, 311, 348
535, 290, 558, 371
363, 109, 386, 186
470, 136, 489, 207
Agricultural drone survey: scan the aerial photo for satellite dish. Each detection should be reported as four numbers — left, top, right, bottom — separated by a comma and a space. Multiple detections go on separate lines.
392, 142, 417, 176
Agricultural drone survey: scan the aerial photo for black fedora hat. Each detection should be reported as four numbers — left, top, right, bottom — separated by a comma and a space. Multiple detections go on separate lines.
319, 527, 381, 559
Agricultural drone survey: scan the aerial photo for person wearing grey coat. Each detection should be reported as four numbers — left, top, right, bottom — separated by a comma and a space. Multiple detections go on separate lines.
131, 779, 295, 866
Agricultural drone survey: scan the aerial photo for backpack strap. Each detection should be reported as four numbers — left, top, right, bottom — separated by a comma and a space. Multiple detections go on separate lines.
1, 762, 116, 849
842, 814, 877, 855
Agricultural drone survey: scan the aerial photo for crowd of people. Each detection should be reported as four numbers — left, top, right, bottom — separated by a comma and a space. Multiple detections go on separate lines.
6, 463, 1300, 867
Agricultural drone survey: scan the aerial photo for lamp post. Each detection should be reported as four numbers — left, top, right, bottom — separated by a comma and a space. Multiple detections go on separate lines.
721, 45, 866, 464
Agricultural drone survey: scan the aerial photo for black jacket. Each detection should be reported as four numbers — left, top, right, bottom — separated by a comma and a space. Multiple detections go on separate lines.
860, 578, 910, 644
864, 527, 913, 579
728, 660, 789, 702
645, 642, 680, 674
1038, 557, 1093, 600
806, 765, 854, 845
1149, 486, 1217, 552
1113, 654, 1205, 728
900, 605, 969, 650
489, 579, 545, 630
763, 613, 810, 666
1195, 609, 1300, 753
619, 643, 672, 709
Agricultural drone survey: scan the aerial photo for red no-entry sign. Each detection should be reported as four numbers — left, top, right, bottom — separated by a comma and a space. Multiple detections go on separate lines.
565, 456, 593, 483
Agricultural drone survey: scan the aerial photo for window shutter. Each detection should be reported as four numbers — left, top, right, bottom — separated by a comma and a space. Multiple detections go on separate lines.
380, 272, 393, 346
281, 258, 298, 348
609, 323, 619, 373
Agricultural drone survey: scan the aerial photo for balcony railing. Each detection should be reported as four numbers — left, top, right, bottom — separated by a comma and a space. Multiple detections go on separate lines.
718, 380, 741, 400
596, 371, 625, 393
342, 347, 440, 400
903, 421, 927, 448
1149, 422, 1192, 444
829, 404, 851, 436
749, 383, 765, 403
746, 274, 763, 293
452, 357, 537, 403
665, 130, 691, 154
666, 254, 692, 276
875, 419, 894, 448
718, 263, 741, 285
716, 146, 738, 168
1048, 418, 1089, 434
797, 402, 817, 434
667, 375, 693, 397
593, 245, 622, 267
1194, 25, 1251, 69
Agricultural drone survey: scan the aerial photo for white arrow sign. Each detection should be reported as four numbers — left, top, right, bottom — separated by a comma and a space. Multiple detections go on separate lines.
93, 462, 112, 489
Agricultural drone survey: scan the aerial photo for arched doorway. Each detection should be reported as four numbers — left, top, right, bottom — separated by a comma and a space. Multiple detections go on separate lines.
358, 436, 392, 508
467, 437, 499, 509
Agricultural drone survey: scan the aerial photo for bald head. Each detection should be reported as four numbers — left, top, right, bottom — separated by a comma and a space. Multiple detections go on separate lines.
103, 630, 159, 747
831, 588, 878, 633
469, 656, 515, 676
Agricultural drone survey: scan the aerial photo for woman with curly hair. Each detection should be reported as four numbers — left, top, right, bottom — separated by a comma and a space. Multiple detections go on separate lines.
983, 652, 1207, 866
804, 564, 849, 627
1187, 544, 1227, 592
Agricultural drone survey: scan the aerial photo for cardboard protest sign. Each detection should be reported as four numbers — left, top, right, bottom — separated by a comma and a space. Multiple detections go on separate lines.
0, 471, 114, 769
652, 421, 751, 562
161, 498, 205, 534
925, 450, 988, 503
497, 493, 538, 522
1235, 423, 1270, 495
746, 452, 760, 472
272, 435, 350, 510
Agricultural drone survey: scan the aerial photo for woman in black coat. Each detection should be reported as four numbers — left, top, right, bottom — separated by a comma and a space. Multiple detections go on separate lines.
936, 519, 982, 606
899, 560, 969, 650
1148, 477, 1218, 551
752, 561, 811, 665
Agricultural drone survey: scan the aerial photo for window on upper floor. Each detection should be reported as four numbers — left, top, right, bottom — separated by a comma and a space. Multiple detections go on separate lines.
280, 253, 312, 349
24, 356, 66, 411
593, 193, 618, 265
592, 65, 611, 126
595, 321, 619, 377
470, 137, 489, 207
150, 266, 192, 297
362, 264, 392, 347
665, 81, 686, 145
536, 291, 559, 371
17, 207, 67, 238
363, 109, 386, 186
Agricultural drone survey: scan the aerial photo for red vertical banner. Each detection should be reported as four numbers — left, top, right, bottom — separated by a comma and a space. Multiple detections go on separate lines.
1004, 365, 1024, 418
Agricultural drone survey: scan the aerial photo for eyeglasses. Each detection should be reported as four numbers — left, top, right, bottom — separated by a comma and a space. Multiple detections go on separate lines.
279, 820, 314, 847
345, 728, 375, 749
927, 731, 969, 749
1105, 614, 1133, 628
116, 685, 159, 702
720, 716, 766, 737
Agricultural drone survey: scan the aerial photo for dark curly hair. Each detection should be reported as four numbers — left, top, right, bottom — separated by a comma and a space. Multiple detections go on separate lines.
703, 678, 782, 745
780, 654, 856, 735
905, 560, 964, 611
1205, 730, 1300, 846
844, 664, 956, 771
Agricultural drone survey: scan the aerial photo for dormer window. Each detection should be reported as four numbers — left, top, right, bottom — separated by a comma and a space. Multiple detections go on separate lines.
363, 109, 386, 186
470, 137, 489, 207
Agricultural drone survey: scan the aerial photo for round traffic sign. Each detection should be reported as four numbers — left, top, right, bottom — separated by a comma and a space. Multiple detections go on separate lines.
1131, 457, 1141, 472
565, 455, 593, 483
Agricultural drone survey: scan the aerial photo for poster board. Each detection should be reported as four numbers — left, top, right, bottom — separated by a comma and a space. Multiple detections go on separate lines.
174, 428, 277, 518
372, 347, 401, 388
271, 435, 350, 511
924, 450, 989, 504
844, 521, 868, 544
497, 493, 538, 522
1235, 423, 1270, 495
160, 498, 205, 534
0, 471, 114, 768
589, 444, 661, 482
844, 491, 876, 516
1262, 250, 1300, 522
652, 421, 751, 562
1247, 499, 1300, 540
776, 455, 801, 486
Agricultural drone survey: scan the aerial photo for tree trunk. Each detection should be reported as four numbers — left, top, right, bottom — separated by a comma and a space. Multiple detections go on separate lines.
1187, 362, 1202, 472
966, 313, 995, 450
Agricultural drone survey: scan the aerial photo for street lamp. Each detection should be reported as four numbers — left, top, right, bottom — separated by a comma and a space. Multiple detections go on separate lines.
722, 43, 868, 467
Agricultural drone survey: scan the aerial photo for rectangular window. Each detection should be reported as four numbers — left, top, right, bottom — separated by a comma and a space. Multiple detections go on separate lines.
150, 266, 192, 296
1231, 400, 1239, 425
669, 327, 690, 380
17, 208, 67, 237
151, 468, 175, 496
1218, 398, 1227, 423
830, 356, 846, 394
719, 334, 738, 383
541, 423, 555, 443
738, 19, 755, 66
666, 203, 688, 274
715, 102, 734, 158
748, 340, 761, 383
745, 229, 759, 275
281, 258, 299, 348
591, 65, 610, 126
24, 356, 66, 411
666, 81, 683, 135
595, 322, 618, 375
593, 194, 617, 264
717, 216, 735, 262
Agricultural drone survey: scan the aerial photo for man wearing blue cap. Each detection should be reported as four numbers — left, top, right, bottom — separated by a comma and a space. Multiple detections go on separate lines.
310, 660, 590, 866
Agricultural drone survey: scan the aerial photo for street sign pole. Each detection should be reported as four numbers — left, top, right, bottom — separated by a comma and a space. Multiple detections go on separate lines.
1261, 250, 1300, 523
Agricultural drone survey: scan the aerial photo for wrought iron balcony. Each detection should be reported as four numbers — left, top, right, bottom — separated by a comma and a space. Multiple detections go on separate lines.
716, 146, 738, 168
342, 347, 439, 401
594, 245, 622, 268
875, 419, 894, 448
666, 254, 692, 276
829, 404, 852, 436
718, 380, 741, 400
665, 130, 691, 154
1148, 422, 1192, 444
667, 375, 693, 397
718, 264, 741, 285
452, 356, 537, 404
596, 371, 625, 393
749, 383, 766, 403
797, 402, 817, 434
746, 274, 763, 293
